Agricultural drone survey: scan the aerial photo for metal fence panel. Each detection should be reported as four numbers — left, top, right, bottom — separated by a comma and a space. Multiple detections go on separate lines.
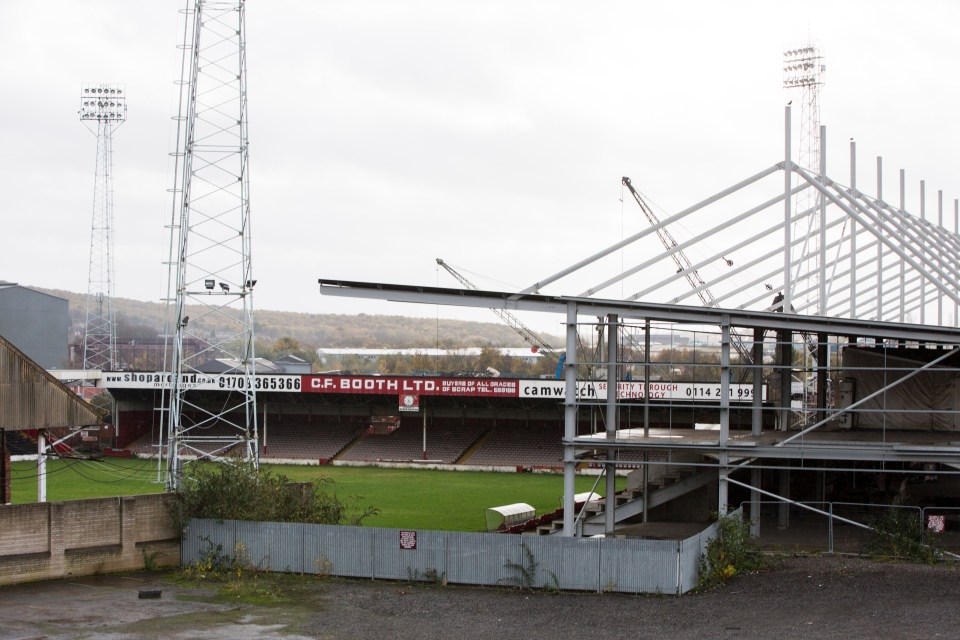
307, 524, 375, 578
370, 527, 442, 580
444, 530, 518, 586
182, 519, 238, 566
235, 520, 305, 573
528, 535, 602, 592
302, 523, 327, 575
598, 538, 680, 594
378, 529, 448, 582
184, 518, 707, 595
676, 511, 729, 593
678, 530, 706, 594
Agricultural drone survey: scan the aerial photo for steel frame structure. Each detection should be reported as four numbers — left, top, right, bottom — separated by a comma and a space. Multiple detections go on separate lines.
319, 278, 960, 537
318, 106, 960, 537
523, 105, 960, 330
79, 82, 126, 372
162, 0, 257, 489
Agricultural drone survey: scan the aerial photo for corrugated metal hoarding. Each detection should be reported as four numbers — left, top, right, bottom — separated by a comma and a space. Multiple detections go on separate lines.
183, 519, 713, 594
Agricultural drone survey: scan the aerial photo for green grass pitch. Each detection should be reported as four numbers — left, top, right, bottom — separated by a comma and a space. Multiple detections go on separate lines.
10, 458, 624, 532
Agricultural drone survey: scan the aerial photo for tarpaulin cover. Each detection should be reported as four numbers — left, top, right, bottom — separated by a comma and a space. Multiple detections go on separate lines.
842, 347, 959, 431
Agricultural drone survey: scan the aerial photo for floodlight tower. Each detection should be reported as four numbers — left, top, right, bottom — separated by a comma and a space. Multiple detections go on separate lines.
162, 0, 258, 489
79, 83, 126, 371
783, 44, 826, 313
783, 45, 824, 174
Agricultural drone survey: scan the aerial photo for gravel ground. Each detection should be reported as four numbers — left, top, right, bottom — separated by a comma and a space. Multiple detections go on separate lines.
1, 555, 958, 639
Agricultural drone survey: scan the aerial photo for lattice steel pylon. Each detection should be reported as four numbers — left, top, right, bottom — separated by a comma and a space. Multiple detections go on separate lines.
783, 44, 826, 310
783, 44, 826, 426
162, 0, 258, 490
79, 83, 126, 371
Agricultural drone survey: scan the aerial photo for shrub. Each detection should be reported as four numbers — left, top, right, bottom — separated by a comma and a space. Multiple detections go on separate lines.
170, 461, 377, 532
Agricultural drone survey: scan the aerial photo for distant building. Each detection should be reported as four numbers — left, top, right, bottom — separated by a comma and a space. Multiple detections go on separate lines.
106, 338, 206, 372
197, 355, 310, 375
274, 354, 312, 374
0, 281, 68, 369
197, 357, 284, 374
316, 347, 545, 367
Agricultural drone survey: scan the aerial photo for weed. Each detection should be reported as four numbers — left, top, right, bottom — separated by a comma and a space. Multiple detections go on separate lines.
141, 548, 162, 572
500, 543, 559, 592
178, 537, 327, 604
180, 536, 256, 581
405, 567, 448, 587
861, 508, 943, 564
697, 513, 765, 591
314, 555, 333, 578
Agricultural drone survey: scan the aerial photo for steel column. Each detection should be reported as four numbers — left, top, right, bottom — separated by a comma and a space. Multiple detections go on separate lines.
784, 103, 793, 312
562, 303, 578, 536
605, 314, 618, 534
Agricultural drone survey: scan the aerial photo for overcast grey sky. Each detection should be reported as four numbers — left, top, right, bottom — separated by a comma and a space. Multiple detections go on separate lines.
1, 1, 957, 335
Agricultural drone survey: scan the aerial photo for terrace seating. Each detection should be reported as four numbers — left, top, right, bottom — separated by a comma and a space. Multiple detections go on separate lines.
462, 422, 564, 468
126, 428, 165, 456
125, 413, 249, 457
338, 421, 488, 463
261, 420, 361, 460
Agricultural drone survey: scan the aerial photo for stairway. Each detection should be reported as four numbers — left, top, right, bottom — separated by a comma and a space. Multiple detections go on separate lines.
537, 460, 717, 536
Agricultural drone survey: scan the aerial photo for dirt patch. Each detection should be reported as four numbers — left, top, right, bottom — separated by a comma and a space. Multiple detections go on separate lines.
0, 556, 958, 639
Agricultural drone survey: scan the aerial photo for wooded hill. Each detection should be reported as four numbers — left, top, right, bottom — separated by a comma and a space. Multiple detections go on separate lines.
39, 287, 562, 354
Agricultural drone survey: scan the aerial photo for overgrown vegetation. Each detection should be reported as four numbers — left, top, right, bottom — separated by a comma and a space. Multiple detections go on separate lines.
697, 513, 766, 591
169, 462, 378, 533
860, 508, 944, 564
178, 536, 321, 604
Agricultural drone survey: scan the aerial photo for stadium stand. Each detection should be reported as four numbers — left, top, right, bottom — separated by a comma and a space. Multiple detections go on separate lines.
122, 414, 575, 469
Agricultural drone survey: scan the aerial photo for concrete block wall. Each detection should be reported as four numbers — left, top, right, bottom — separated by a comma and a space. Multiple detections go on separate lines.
0, 493, 180, 586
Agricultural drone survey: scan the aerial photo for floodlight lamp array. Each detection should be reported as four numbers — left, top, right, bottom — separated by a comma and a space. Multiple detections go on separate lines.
784, 76, 820, 87
79, 83, 127, 122
782, 47, 822, 88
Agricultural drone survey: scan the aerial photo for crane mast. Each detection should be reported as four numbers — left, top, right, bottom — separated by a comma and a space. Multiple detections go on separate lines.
621, 176, 753, 366
621, 177, 719, 308
435, 258, 559, 362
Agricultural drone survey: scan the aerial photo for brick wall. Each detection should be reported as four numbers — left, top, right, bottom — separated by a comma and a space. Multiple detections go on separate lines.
0, 493, 180, 586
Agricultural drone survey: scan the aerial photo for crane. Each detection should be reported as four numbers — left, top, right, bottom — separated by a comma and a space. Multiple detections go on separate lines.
435, 258, 560, 364
621, 176, 753, 366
